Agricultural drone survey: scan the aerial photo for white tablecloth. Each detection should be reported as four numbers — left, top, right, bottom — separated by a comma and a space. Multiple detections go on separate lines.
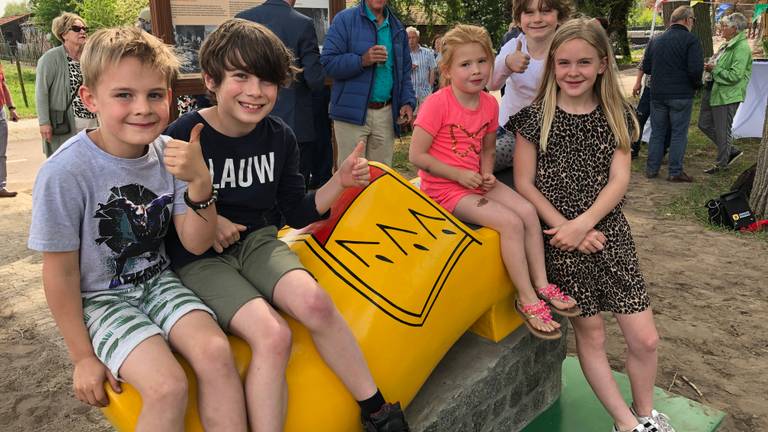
732, 60, 768, 139
641, 60, 768, 142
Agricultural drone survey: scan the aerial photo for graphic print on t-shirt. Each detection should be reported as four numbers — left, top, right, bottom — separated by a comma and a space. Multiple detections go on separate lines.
448, 122, 489, 158
93, 184, 173, 289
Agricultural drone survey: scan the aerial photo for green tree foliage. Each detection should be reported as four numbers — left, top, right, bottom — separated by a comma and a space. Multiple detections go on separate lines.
29, 0, 147, 44
628, 3, 659, 28
4, 1, 31, 17
574, 0, 636, 62
30, 0, 78, 43
391, 0, 512, 46
79, 0, 147, 31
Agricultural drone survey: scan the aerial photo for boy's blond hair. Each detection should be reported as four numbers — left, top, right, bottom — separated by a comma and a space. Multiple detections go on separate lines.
81, 26, 181, 89
438, 24, 494, 86
200, 19, 298, 95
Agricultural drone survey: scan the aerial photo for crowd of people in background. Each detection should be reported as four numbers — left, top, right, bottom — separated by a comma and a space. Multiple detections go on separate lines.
8, 0, 764, 431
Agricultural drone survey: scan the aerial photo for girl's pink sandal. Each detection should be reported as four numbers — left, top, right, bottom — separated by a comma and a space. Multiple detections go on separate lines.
537, 283, 581, 317
514, 299, 562, 340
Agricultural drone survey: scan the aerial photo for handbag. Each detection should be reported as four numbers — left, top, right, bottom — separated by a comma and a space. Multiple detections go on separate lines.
49, 88, 79, 136
705, 190, 756, 230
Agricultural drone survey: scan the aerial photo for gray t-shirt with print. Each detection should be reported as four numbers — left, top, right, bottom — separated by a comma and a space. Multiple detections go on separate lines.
28, 130, 187, 292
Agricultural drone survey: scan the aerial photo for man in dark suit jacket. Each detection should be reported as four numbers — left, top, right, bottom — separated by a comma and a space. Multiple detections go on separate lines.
236, 0, 330, 187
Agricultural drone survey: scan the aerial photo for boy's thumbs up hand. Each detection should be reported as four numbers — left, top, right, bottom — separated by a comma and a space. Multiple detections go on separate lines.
505, 39, 530, 74
164, 123, 210, 184
339, 141, 370, 188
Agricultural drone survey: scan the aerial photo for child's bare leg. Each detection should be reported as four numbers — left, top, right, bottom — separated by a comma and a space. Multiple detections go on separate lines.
229, 298, 292, 432
118, 335, 189, 432
615, 309, 659, 417
485, 183, 576, 310
168, 310, 247, 432
453, 194, 559, 332
272, 270, 378, 400
571, 315, 638, 430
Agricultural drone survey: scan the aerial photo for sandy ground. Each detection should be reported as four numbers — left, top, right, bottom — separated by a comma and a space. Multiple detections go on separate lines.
2, 68, 767, 431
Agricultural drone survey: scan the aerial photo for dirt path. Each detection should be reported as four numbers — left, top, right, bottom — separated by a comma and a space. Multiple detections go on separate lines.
594, 172, 768, 432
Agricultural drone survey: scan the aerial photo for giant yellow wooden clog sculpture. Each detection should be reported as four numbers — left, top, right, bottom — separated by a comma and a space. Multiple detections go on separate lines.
101, 162, 523, 431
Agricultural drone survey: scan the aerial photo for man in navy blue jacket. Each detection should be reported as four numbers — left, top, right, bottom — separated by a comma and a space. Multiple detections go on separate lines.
641, 5, 704, 183
321, 0, 416, 168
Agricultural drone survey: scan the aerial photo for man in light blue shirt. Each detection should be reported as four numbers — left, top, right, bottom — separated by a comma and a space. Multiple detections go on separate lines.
406, 26, 436, 111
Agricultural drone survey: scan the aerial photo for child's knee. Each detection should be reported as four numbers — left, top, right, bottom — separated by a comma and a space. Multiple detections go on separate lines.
501, 212, 525, 234
518, 200, 538, 224
576, 325, 606, 350
140, 366, 189, 407
630, 331, 659, 355
253, 318, 292, 362
297, 285, 337, 328
194, 333, 237, 372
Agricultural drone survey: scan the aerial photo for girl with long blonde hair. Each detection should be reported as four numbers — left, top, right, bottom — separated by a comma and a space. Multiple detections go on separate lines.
512, 18, 674, 432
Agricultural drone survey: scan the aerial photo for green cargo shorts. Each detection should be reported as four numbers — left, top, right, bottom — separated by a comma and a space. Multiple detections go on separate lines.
176, 225, 308, 329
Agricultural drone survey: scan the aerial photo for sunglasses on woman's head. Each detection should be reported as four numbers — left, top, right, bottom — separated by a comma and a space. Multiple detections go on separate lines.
71, 25, 88, 33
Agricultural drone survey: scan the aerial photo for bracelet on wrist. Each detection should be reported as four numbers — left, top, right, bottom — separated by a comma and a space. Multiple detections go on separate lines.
7, 106, 15, 110
184, 186, 218, 221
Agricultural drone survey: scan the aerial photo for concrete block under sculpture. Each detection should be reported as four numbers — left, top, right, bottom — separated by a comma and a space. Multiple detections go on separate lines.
101, 162, 526, 431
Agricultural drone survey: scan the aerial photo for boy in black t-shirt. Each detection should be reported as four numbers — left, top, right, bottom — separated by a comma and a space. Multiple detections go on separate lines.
165, 19, 410, 432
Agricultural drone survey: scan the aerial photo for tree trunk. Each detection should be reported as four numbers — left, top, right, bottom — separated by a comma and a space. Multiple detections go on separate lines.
692, 2, 713, 58
750, 97, 768, 218
608, 0, 634, 62
662, 0, 687, 26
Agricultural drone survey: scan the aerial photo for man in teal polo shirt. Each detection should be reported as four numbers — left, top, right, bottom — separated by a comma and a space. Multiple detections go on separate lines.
321, 0, 416, 168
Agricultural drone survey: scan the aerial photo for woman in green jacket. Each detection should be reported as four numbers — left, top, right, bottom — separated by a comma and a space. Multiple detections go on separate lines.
698, 12, 752, 174
35, 12, 95, 157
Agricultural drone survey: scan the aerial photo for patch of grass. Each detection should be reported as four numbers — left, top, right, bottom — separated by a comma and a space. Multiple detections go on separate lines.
393, 133, 416, 179
632, 94, 767, 242
630, 48, 645, 63
2, 59, 37, 119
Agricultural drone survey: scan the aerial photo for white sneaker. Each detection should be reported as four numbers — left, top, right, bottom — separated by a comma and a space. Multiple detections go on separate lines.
611, 424, 648, 432
631, 406, 675, 432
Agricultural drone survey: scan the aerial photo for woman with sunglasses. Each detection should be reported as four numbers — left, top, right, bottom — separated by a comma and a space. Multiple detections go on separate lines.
35, 12, 96, 157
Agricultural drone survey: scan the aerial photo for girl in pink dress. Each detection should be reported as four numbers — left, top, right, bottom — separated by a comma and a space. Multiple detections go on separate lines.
408, 24, 579, 340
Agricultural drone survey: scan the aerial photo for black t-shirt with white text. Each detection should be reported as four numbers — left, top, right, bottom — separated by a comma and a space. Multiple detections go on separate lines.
164, 112, 325, 269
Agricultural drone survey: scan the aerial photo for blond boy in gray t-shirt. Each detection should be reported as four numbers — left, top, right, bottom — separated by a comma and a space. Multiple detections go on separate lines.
28, 27, 247, 431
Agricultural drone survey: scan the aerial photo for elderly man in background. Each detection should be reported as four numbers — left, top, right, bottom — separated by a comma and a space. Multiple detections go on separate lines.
642, 5, 703, 183
699, 12, 752, 175
406, 26, 436, 112
321, 0, 415, 167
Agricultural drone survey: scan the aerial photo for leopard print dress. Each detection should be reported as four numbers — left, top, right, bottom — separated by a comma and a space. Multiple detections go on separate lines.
509, 103, 650, 317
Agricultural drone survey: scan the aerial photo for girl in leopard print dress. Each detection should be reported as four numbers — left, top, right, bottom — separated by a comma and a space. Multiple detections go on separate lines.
512, 19, 674, 432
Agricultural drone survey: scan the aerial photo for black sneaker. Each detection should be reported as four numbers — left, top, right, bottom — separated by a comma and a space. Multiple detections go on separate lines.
727, 150, 743, 166
362, 402, 410, 432
704, 165, 724, 175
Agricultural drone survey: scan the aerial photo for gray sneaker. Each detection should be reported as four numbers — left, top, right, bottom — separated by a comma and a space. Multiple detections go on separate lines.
631, 407, 674, 432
